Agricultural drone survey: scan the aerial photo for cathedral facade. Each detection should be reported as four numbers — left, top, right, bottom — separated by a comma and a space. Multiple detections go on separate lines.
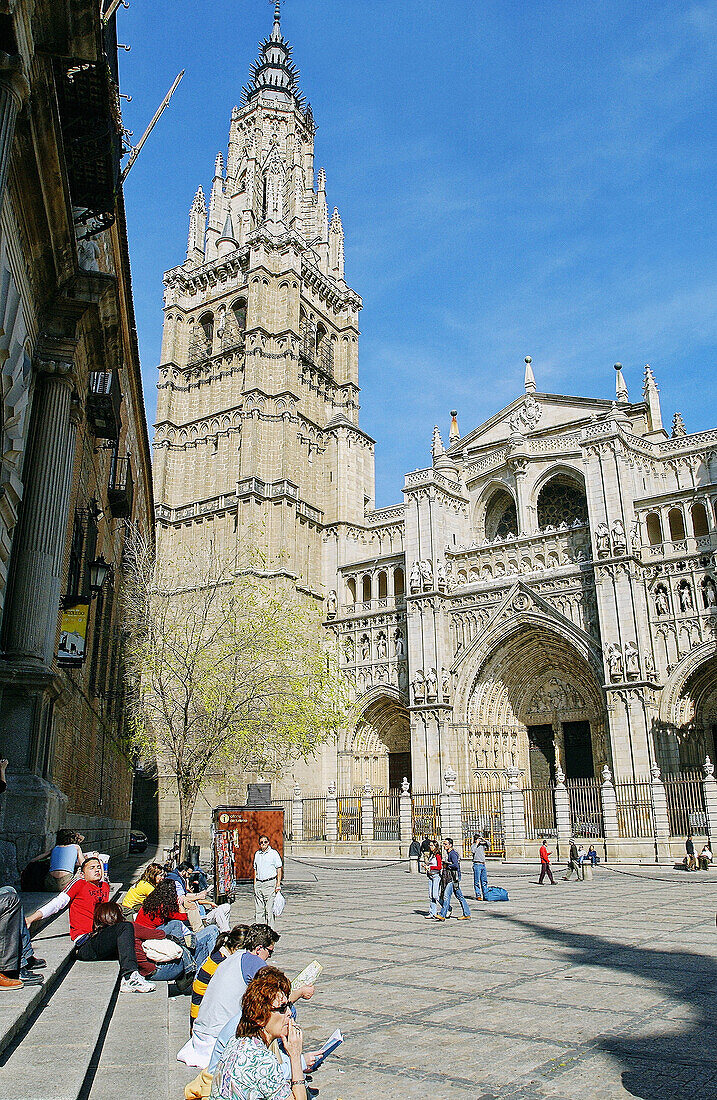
153, 9, 717, 844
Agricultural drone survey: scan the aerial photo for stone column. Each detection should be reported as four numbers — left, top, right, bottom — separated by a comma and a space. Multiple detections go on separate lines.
650, 762, 670, 859
502, 766, 526, 843
554, 764, 571, 851
291, 784, 303, 844
600, 765, 619, 857
439, 765, 462, 843
361, 782, 373, 842
0, 53, 29, 216
399, 776, 412, 845
325, 781, 338, 845
703, 757, 717, 844
4, 360, 78, 674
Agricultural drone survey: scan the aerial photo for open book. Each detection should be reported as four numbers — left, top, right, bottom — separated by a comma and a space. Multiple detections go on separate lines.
310, 1028, 344, 1070
292, 959, 323, 990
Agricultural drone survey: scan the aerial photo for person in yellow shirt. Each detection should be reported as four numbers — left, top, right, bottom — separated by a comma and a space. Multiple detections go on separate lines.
122, 864, 165, 915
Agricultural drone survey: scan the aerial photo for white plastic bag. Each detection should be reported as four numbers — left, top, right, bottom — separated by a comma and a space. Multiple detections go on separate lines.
143, 938, 183, 963
272, 890, 286, 919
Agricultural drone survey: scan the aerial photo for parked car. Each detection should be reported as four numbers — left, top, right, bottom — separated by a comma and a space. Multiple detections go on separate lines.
129, 829, 147, 853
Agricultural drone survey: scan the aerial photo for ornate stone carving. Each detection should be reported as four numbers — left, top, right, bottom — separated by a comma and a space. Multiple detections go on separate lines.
655, 585, 670, 616
678, 581, 694, 612
441, 667, 450, 702
419, 559, 433, 590
596, 523, 610, 558
610, 520, 627, 556
412, 669, 425, 703
624, 642, 640, 680
436, 560, 447, 592
376, 631, 387, 659
326, 589, 337, 618
605, 642, 623, 682
409, 561, 420, 593
702, 577, 716, 608
425, 667, 438, 700
393, 629, 405, 659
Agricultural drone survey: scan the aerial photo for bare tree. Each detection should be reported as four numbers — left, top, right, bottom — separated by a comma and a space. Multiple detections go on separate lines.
121, 530, 352, 845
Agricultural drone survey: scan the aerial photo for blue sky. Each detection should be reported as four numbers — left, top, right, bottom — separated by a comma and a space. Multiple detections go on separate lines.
120, 1, 717, 508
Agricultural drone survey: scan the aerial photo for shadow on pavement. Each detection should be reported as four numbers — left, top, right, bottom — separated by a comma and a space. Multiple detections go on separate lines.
491, 913, 717, 1100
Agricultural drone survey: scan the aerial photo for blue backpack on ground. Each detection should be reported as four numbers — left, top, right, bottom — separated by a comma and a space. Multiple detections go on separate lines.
485, 886, 509, 901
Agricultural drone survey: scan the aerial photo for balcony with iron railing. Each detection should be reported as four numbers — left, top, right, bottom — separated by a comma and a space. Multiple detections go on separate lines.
108, 454, 133, 518
87, 371, 122, 440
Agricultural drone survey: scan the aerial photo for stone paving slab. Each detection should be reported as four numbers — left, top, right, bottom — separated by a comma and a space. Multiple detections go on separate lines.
163, 858, 717, 1100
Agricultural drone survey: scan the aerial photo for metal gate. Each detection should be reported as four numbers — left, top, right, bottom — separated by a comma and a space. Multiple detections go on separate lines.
411, 791, 440, 838
461, 788, 505, 857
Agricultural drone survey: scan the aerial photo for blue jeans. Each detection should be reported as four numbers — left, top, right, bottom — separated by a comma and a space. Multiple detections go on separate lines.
427, 874, 441, 916
151, 942, 193, 981
440, 877, 470, 918
161, 919, 218, 969
473, 863, 488, 900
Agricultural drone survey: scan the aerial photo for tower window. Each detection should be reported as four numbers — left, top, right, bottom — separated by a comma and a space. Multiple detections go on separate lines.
646, 512, 663, 545
232, 298, 247, 333
691, 501, 709, 538
198, 312, 214, 346
668, 507, 685, 541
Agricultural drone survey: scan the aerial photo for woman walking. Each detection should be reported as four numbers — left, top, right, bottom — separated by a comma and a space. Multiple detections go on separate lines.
425, 840, 442, 919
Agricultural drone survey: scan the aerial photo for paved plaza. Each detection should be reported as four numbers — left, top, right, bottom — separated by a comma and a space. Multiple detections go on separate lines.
166, 858, 717, 1100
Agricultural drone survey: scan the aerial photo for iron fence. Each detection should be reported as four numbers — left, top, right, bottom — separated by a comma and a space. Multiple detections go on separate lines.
271, 801, 293, 841
523, 786, 556, 838
373, 791, 400, 840
663, 773, 707, 836
411, 791, 440, 839
302, 797, 326, 841
461, 789, 505, 856
566, 778, 604, 838
614, 779, 654, 838
337, 795, 362, 840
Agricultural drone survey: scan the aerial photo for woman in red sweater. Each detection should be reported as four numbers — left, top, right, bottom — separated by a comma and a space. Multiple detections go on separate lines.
425, 840, 443, 919
136, 881, 218, 970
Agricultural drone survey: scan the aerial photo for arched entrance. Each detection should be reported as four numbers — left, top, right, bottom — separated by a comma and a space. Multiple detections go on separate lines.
657, 648, 717, 773
464, 625, 607, 784
339, 692, 411, 792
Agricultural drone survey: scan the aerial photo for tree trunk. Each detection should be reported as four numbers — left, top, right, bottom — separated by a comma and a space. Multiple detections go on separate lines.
177, 779, 198, 863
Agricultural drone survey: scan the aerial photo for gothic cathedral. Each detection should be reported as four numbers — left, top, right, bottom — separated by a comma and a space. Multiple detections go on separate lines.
154, 8, 717, 846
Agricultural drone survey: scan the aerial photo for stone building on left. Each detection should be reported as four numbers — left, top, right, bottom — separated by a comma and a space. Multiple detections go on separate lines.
0, 0, 153, 881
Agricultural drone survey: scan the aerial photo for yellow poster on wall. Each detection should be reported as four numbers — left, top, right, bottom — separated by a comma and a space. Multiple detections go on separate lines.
58, 603, 89, 664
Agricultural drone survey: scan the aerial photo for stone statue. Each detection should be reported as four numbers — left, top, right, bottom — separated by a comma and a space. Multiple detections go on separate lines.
436, 561, 447, 592
376, 631, 387, 659
679, 583, 694, 612
596, 523, 610, 558
606, 643, 623, 682
610, 520, 627, 556
703, 577, 717, 608
655, 585, 669, 616
326, 589, 337, 618
426, 667, 438, 699
412, 669, 425, 703
344, 637, 354, 663
360, 634, 370, 661
409, 561, 421, 593
77, 233, 101, 272
394, 629, 406, 659
644, 652, 656, 680
420, 559, 434, 591
216, 305, 227, 340
441, 667, 450, 701
624, 642, 640, 680
444, 561, 454, 591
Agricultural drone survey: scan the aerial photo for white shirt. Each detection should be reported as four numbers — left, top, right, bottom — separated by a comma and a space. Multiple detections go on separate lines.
253, 846, 282, 880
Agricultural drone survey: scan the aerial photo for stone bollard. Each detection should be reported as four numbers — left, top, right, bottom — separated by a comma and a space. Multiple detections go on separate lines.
600, 765, 619, 857
554, 763, 571, 852
361, 782, 374, 842
439, 765, 462, 845
291, 783, 303, 844
326, 782, 338, 845
650, 762, 670, 859
582, 861, 593, 881
399, 777, 414, 869
502, 766, 526, 844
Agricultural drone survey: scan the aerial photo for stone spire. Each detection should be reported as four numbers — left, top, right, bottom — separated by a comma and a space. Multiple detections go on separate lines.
206, 153, 225, 259
614, 362, 628, 403
432, 425, 445, 460
643, 364, 663, 432
186, 186, 206, 265
524, 355, 536, 394
329, 207, 345, 280
217, 212, 238, 257
449, 409, 460, 444
671, 411, 686, 437
241, 1, 305, 109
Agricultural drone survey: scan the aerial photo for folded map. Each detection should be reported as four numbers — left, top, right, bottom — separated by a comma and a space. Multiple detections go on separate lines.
292, 959, 323, 990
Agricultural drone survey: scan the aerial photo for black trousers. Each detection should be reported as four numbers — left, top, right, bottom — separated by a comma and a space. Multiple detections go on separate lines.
538, 861, 554, 884
0, 887, 22, 973
75, 921, 138, 979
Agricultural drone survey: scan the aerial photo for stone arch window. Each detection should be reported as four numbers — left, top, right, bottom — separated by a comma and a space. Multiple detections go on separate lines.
536, 473, 588, 531
394, 566, 404, 597
315, 322, 327, 357
691, 501, 709, 538
346, 577, 356, 605
484, 488, 518, 541
646, 512, 663, 545
668, 507, 685, 541
362, 574, 372, 602
377, 571, 388, 599
198, 311, 213, 346
231, 297, 247, 333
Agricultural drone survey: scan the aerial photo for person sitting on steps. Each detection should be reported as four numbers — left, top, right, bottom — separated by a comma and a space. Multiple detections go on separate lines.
26, 856, 154, 994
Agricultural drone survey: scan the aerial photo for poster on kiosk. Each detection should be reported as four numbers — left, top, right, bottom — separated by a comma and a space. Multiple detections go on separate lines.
213, 805, 284, 901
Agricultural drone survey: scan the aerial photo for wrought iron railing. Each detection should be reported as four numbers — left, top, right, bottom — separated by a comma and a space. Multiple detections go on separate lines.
337, 795, 362, 840
461, 789, 505, 856
373, 791, 400, 841
566, 778, 604, 838
302, 797, 326, 841
614, 779, 654, 838
523, 786, 556, 838
411, 792, 440, 839
663, 773, 707, 836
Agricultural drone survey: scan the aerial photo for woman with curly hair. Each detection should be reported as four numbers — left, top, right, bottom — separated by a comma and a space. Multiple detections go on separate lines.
210, 966, 306, 1100
122, 863, 165, 915
136, 881, 218, 970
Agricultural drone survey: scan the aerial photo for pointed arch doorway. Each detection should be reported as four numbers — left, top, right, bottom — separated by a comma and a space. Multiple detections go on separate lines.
339, 693, 411, 792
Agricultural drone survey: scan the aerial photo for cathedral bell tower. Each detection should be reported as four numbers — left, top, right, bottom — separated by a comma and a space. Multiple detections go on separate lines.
153, 3, 374, 594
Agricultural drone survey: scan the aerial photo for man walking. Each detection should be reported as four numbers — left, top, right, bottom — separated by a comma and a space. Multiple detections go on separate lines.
435, 838, 471, 921
538, 841, 555, 884
253, 834, 282, 928
471, 833, 489, 900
